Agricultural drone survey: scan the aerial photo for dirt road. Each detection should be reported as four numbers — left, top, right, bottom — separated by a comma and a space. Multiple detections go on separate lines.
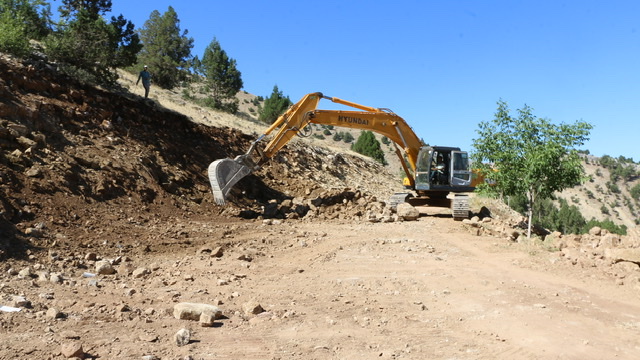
2, 215, 638, 360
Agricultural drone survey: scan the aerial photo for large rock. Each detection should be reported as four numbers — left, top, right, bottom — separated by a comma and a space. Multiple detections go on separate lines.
173, 302, 222, 322
604, 249, 640, 264
598, 233, 621, 249
588, 226, 602, 236
396, 203, 420, 221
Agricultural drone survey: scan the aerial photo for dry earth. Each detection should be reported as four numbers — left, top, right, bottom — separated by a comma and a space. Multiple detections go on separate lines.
1, 54, 639, 360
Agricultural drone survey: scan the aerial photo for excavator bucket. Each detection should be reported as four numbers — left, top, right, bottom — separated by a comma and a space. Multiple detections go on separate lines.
207, 156, 253, 205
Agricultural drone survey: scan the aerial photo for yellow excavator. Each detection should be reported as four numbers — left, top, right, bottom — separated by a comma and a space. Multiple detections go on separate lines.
208, 92, 475, 219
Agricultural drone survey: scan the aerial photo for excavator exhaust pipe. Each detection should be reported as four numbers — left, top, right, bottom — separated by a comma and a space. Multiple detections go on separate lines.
208, 156, 253, 205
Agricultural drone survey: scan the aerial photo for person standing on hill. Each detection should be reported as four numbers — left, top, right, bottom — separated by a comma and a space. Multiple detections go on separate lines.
136, 65, 152, 99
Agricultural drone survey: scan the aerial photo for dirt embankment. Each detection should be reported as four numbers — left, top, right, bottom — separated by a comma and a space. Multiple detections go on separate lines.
0, 53, 405, 261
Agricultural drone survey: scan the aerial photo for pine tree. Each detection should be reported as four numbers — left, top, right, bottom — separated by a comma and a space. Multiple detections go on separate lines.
0, 0, 50, 38
258, 85, 292, 123
137, 6, 193, 89
0, 0, 50, 57
44, 0, 140, 85
201, 38, 243, 113
351, 131, 387, 165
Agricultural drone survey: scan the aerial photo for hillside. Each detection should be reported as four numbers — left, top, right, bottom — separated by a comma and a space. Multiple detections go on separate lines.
0, 53, 404, 259
2, 54, 640, 360
120, 65, 640, 235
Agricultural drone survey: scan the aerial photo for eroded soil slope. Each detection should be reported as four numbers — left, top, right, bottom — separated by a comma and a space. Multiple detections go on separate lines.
0, 54, 397, 261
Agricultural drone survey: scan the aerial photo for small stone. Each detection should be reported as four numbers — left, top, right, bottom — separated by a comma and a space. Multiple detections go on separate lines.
50, 273, 64, 284
46, 307, 63, 319
174, 328, 191, 347
60, 330, 80, 339
210, 246, 224, 257
25, 227, 43, 237
18, 267, 32, 278
12, 296, 31, 308
196, 246, 212, 255
139, 333, 158, 342
242, 300, 265, 315
132, 267, 150, 278
95, 260, 116, 275
60, 341, 84, 358
116, 304, 131, 312
124, 288, 136, 296
199, 312, 215, 327
37, 271, 50, 282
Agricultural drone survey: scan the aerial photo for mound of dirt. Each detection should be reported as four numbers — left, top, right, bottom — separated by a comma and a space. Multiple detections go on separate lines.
0, 54, 404, 261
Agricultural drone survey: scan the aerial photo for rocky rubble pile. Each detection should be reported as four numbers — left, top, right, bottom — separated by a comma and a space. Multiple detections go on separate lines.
463, 212, 640, 289
0, 52, 405, 260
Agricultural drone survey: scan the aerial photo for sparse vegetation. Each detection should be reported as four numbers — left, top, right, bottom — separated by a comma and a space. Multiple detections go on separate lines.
509, 195, 627, 235
585, 189, 595, 199
606, 181, 621, 194
599, 155, 638, 181
333, 131, 354, 143
630, 183, 640, 200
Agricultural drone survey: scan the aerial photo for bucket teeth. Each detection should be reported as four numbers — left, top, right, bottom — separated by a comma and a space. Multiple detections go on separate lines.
208, 157, 252, 205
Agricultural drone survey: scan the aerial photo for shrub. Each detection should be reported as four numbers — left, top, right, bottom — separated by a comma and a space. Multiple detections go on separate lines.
0, 13, 30, 57
351, 131, 386, 165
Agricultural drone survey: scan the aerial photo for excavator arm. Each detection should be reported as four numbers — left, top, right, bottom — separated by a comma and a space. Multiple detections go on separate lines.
208, 92, 424, 204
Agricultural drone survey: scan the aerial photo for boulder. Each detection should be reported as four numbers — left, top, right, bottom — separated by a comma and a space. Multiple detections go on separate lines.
173, 302, 222, 322
396, 203, 419, 221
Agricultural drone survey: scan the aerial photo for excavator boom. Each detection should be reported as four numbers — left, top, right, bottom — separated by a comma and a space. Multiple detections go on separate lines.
208, 92, 472, 212
208, 92, 424, 204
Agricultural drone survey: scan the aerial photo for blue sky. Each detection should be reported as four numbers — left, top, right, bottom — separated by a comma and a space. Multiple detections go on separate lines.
52, 0, 640, 161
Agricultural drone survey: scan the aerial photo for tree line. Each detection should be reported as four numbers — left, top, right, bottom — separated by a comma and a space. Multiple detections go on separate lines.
0, 0, 242, 113
0, 1, 388, 163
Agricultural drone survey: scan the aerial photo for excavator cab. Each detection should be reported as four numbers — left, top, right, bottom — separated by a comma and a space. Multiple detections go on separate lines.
413, 146, 473, 192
